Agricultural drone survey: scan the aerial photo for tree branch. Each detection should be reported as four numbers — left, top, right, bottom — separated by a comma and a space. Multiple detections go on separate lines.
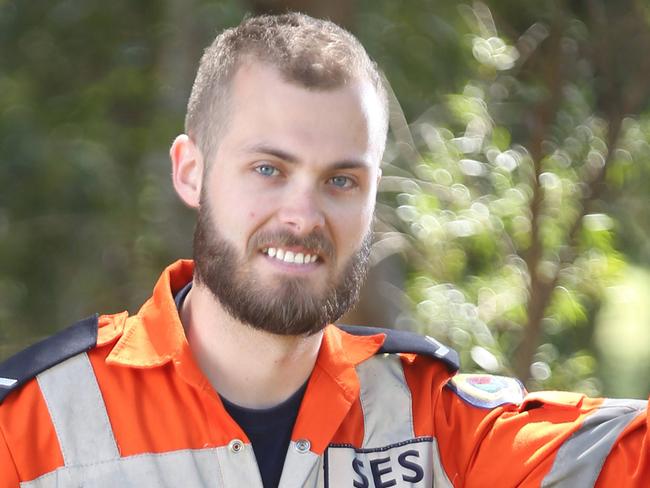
514, 6, 567, 381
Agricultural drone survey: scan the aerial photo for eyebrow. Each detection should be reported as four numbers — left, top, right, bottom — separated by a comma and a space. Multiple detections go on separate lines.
244, 142, 373, 170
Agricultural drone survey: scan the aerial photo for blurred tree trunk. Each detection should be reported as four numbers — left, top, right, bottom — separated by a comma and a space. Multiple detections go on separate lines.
513, 0, 650, 381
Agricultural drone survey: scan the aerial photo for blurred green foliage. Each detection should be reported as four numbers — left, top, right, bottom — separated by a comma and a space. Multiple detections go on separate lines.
1, 0, 649, 396
0, 0, 247, 353
371, 0, 650, 396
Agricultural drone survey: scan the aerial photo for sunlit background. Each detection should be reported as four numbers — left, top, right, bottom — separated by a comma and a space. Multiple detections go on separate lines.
1, 0, 649, 397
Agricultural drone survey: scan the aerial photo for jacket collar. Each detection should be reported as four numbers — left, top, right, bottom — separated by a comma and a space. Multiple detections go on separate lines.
105, 260, 195, 368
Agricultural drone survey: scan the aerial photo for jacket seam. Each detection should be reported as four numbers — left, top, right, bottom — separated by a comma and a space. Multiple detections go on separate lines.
328, 436, 434, 451
0, 417, 21, 483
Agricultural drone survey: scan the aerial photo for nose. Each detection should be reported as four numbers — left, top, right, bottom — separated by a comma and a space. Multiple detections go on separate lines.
276, 187, 326, 236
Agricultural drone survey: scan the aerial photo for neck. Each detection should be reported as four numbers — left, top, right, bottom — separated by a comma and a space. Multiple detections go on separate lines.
180, 280, 324, 409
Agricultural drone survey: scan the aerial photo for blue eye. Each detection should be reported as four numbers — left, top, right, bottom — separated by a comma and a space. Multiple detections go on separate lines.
256, 164, 279, 177
330, 175, 354, 188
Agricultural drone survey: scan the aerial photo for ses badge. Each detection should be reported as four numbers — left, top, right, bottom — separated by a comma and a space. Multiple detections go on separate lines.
325, 438, 433, 488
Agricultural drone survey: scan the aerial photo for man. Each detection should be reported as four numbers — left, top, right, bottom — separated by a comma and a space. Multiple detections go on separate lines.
0, 13, 647, 488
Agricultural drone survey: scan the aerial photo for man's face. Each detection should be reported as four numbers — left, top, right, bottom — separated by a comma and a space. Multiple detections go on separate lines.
193, 61, 384, 336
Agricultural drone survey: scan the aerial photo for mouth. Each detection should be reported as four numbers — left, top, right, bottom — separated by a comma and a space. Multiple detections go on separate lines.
261, 247, 321, 265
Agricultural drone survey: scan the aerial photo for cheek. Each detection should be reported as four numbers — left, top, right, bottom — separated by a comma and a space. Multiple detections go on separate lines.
331, 203, 374, 253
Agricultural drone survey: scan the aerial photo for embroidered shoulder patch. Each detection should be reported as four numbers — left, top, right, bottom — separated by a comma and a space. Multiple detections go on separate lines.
446, 374, 525, 409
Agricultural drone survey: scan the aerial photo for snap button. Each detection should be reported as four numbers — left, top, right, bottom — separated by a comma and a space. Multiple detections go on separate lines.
228, 439, 244, 453
295, 439, 311, 453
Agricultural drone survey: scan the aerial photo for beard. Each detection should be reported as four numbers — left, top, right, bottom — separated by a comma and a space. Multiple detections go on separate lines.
192, 202, 372, 336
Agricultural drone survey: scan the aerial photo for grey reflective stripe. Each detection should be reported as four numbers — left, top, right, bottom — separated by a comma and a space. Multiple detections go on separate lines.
36, 352, 120, 466
0, 377, 17, 388
541, 398, 647, 487
19, 438, 322, 488
21, 448, 222, 488
356, 354, 414, 447
279, 442, 323, 487
216, 442, 263, 488
355, 354, 455, 485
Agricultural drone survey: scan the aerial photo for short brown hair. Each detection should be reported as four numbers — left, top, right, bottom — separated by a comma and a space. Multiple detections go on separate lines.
185, 13, 388, 162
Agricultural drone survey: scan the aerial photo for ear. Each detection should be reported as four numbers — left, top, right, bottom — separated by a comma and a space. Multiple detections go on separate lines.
170, 134, 203, 209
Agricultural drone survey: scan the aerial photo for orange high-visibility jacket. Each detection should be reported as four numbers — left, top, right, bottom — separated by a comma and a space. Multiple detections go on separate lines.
0, 260, 648, 487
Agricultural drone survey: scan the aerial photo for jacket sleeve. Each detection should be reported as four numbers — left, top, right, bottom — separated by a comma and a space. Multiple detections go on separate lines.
0, 423, 20, 488
433, 376, 649, 487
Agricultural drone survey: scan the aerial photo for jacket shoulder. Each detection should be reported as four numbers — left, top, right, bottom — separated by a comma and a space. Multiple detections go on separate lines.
0, 315, 98, 404
337, 324, 459, 372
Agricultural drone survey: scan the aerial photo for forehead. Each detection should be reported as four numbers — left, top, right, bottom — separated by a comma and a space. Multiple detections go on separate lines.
216, 61, 385, 164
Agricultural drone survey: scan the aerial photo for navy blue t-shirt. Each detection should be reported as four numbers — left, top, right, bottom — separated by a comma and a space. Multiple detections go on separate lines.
221, 383, 307, 488
175, 283, 305, 488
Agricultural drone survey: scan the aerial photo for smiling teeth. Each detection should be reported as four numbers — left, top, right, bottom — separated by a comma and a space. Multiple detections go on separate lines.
264, 247, 318, 264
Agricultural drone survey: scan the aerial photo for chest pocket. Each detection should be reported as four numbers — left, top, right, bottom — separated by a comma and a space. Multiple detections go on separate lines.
25, 353, 260, 488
